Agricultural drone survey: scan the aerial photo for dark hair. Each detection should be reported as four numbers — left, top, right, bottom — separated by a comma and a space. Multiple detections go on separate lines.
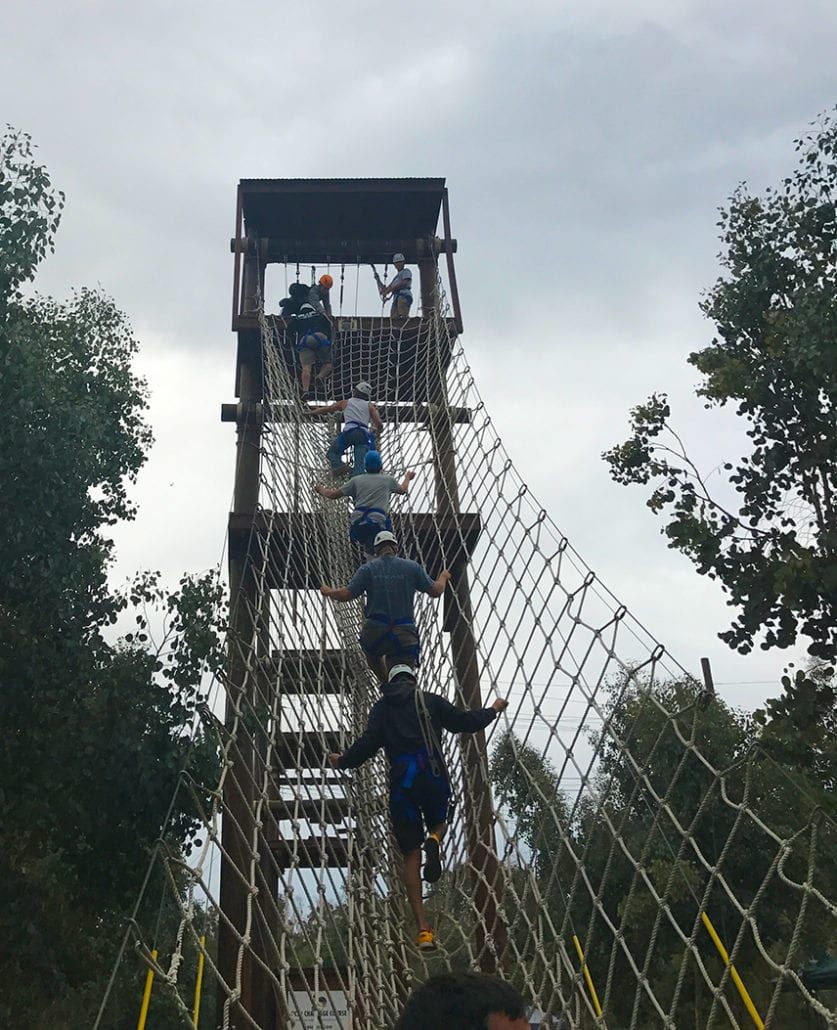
394, 971, 527, 1030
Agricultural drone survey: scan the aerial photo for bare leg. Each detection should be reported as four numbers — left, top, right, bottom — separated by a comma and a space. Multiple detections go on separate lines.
400, 848, 429, 931
363, 651, 387, 683
315, 362, 333, 381
300, 366, 311, 393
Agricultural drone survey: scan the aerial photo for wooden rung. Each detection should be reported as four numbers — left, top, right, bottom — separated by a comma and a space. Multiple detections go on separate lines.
269, 836, 350, 869
270, 797, 351, 825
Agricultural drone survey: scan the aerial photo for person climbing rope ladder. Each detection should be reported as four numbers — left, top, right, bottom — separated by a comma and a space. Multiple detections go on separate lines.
306, 381, 383, 477
314, 451, 415, 555
327, 664, 508, 952
320, 531, 449, 682
280, 282, 334, 395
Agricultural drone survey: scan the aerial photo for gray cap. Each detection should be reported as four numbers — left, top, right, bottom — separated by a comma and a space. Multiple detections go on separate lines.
392, 253, 406, 263
355, 381, 371, 397
373, 530, 397, 550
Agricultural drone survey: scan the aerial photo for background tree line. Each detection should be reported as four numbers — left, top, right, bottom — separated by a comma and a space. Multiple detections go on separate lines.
1, 128, 223, 1028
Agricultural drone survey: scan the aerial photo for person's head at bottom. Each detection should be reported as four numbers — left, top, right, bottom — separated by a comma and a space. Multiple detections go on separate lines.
394, 971, 529, 1030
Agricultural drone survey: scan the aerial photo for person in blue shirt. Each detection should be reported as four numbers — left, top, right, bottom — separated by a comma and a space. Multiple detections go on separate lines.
319, 531, 450, 682
328, 665, 508, 952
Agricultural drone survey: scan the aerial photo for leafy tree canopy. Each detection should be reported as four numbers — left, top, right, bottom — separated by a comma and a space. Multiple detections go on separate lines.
0, 126, 223, 1027
604, 111, 837, 661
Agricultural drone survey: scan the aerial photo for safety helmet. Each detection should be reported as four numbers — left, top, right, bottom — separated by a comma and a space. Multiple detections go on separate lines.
388, 664, 416, 682
355, 381, 371, 398
373, 530, 397, 550
364, 450, 382, 473
319, 273, 334, 289
392, 252, 406, 264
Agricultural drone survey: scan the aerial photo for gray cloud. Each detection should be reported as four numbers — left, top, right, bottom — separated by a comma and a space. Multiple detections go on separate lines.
3, 0, 836, 707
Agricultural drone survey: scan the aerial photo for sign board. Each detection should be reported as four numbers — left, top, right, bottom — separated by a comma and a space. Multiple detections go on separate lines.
288, 990, 352, 1030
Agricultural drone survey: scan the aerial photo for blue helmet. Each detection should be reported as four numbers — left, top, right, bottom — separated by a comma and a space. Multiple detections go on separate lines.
365, 450, 383, 473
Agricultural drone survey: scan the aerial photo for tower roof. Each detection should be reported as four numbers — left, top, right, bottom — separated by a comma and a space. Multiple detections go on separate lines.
239, 177, 446, 243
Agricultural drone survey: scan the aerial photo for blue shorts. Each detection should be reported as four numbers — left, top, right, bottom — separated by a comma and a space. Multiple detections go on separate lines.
389, 753, 450, 854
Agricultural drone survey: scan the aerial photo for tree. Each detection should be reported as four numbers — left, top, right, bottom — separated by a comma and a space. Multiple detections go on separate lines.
0, 127, 224, 1027
603, 111, 837, 661
490, 680, 837, 1027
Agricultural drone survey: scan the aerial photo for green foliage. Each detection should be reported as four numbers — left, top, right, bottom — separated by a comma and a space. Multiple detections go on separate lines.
0, 129, 224, 1026
603, 111, 837, 661
0, 127, 64, 302
490, 678, 837, 1026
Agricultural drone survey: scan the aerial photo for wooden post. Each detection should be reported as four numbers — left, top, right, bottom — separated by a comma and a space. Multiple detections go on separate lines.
218, 259, 263, 1026
420, 258, 507, 972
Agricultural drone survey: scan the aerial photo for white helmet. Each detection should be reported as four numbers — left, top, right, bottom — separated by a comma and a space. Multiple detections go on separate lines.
373, 530, 397, 550
392, 252, 406, 264
355, 381, 371, 397
389, 664, 416, 682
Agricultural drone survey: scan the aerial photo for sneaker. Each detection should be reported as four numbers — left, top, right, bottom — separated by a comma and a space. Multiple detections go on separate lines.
423, 834, 442, 884
416, 929, 437, 952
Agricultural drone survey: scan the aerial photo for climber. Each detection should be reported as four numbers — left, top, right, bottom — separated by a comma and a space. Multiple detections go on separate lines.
307, 381, 383, 477
319, 531, 449, 682
327, 665, 508, 952
314, 451, 415, 555
280, 283, 333, 395
378, 253, 413, 319
308, 273, 334, 317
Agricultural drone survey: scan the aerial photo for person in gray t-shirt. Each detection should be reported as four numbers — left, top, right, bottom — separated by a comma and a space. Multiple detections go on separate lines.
314, 450, 416, 554
320, 531, 450, 681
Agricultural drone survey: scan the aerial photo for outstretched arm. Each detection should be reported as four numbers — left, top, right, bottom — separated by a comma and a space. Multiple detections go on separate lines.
428, 569, 451, 598
320, 585, 353, 602
434, 696, 508, 734
329, 710, 384, 769
315, 484, 343, 500
307, 400, 346, 416
369, 403, 384, 432
397, 470, 416, 495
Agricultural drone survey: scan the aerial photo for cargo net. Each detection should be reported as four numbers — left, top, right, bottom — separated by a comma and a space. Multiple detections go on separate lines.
100, 267, 837, 1030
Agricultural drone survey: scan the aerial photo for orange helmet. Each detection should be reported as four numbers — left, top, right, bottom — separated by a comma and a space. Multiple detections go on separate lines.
319, 274, 334, 289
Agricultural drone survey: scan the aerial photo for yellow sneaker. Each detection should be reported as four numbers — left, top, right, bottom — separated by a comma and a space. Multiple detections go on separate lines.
416, 929, 437, 952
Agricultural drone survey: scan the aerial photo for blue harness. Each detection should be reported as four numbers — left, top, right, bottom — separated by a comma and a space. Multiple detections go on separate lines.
395, 749, 428, 790
363, 613, 420, 660
296, 330, 331, 353
349, 506, 391, 544
339, 421, 376, 449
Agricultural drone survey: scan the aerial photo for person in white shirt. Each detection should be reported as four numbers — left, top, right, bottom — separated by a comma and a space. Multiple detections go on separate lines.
307, 381, 384, 477
379, 253, 413, 319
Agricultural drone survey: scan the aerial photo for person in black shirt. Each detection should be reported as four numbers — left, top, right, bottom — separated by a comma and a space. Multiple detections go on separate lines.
327, 664, 508, 951
279, 282, 334, 394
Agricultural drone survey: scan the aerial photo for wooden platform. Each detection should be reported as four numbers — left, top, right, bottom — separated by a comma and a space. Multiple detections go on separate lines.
228, 510, 482, 590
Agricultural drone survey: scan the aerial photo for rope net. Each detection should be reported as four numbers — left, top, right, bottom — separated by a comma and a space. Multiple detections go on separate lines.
104, 265, 837, 1030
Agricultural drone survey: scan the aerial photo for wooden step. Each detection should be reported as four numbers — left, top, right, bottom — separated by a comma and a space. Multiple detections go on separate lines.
268, 835, 350, 869
275, 730, 342, 770
229, 510, 482, 590
271, 797, 351, 825
264, 649, 353, 695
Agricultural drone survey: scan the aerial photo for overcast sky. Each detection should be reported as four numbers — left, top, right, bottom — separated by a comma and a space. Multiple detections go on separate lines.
4, 0, 836, 711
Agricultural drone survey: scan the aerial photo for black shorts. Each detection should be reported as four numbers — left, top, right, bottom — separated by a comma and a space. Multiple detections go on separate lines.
389, 758, 450, 854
